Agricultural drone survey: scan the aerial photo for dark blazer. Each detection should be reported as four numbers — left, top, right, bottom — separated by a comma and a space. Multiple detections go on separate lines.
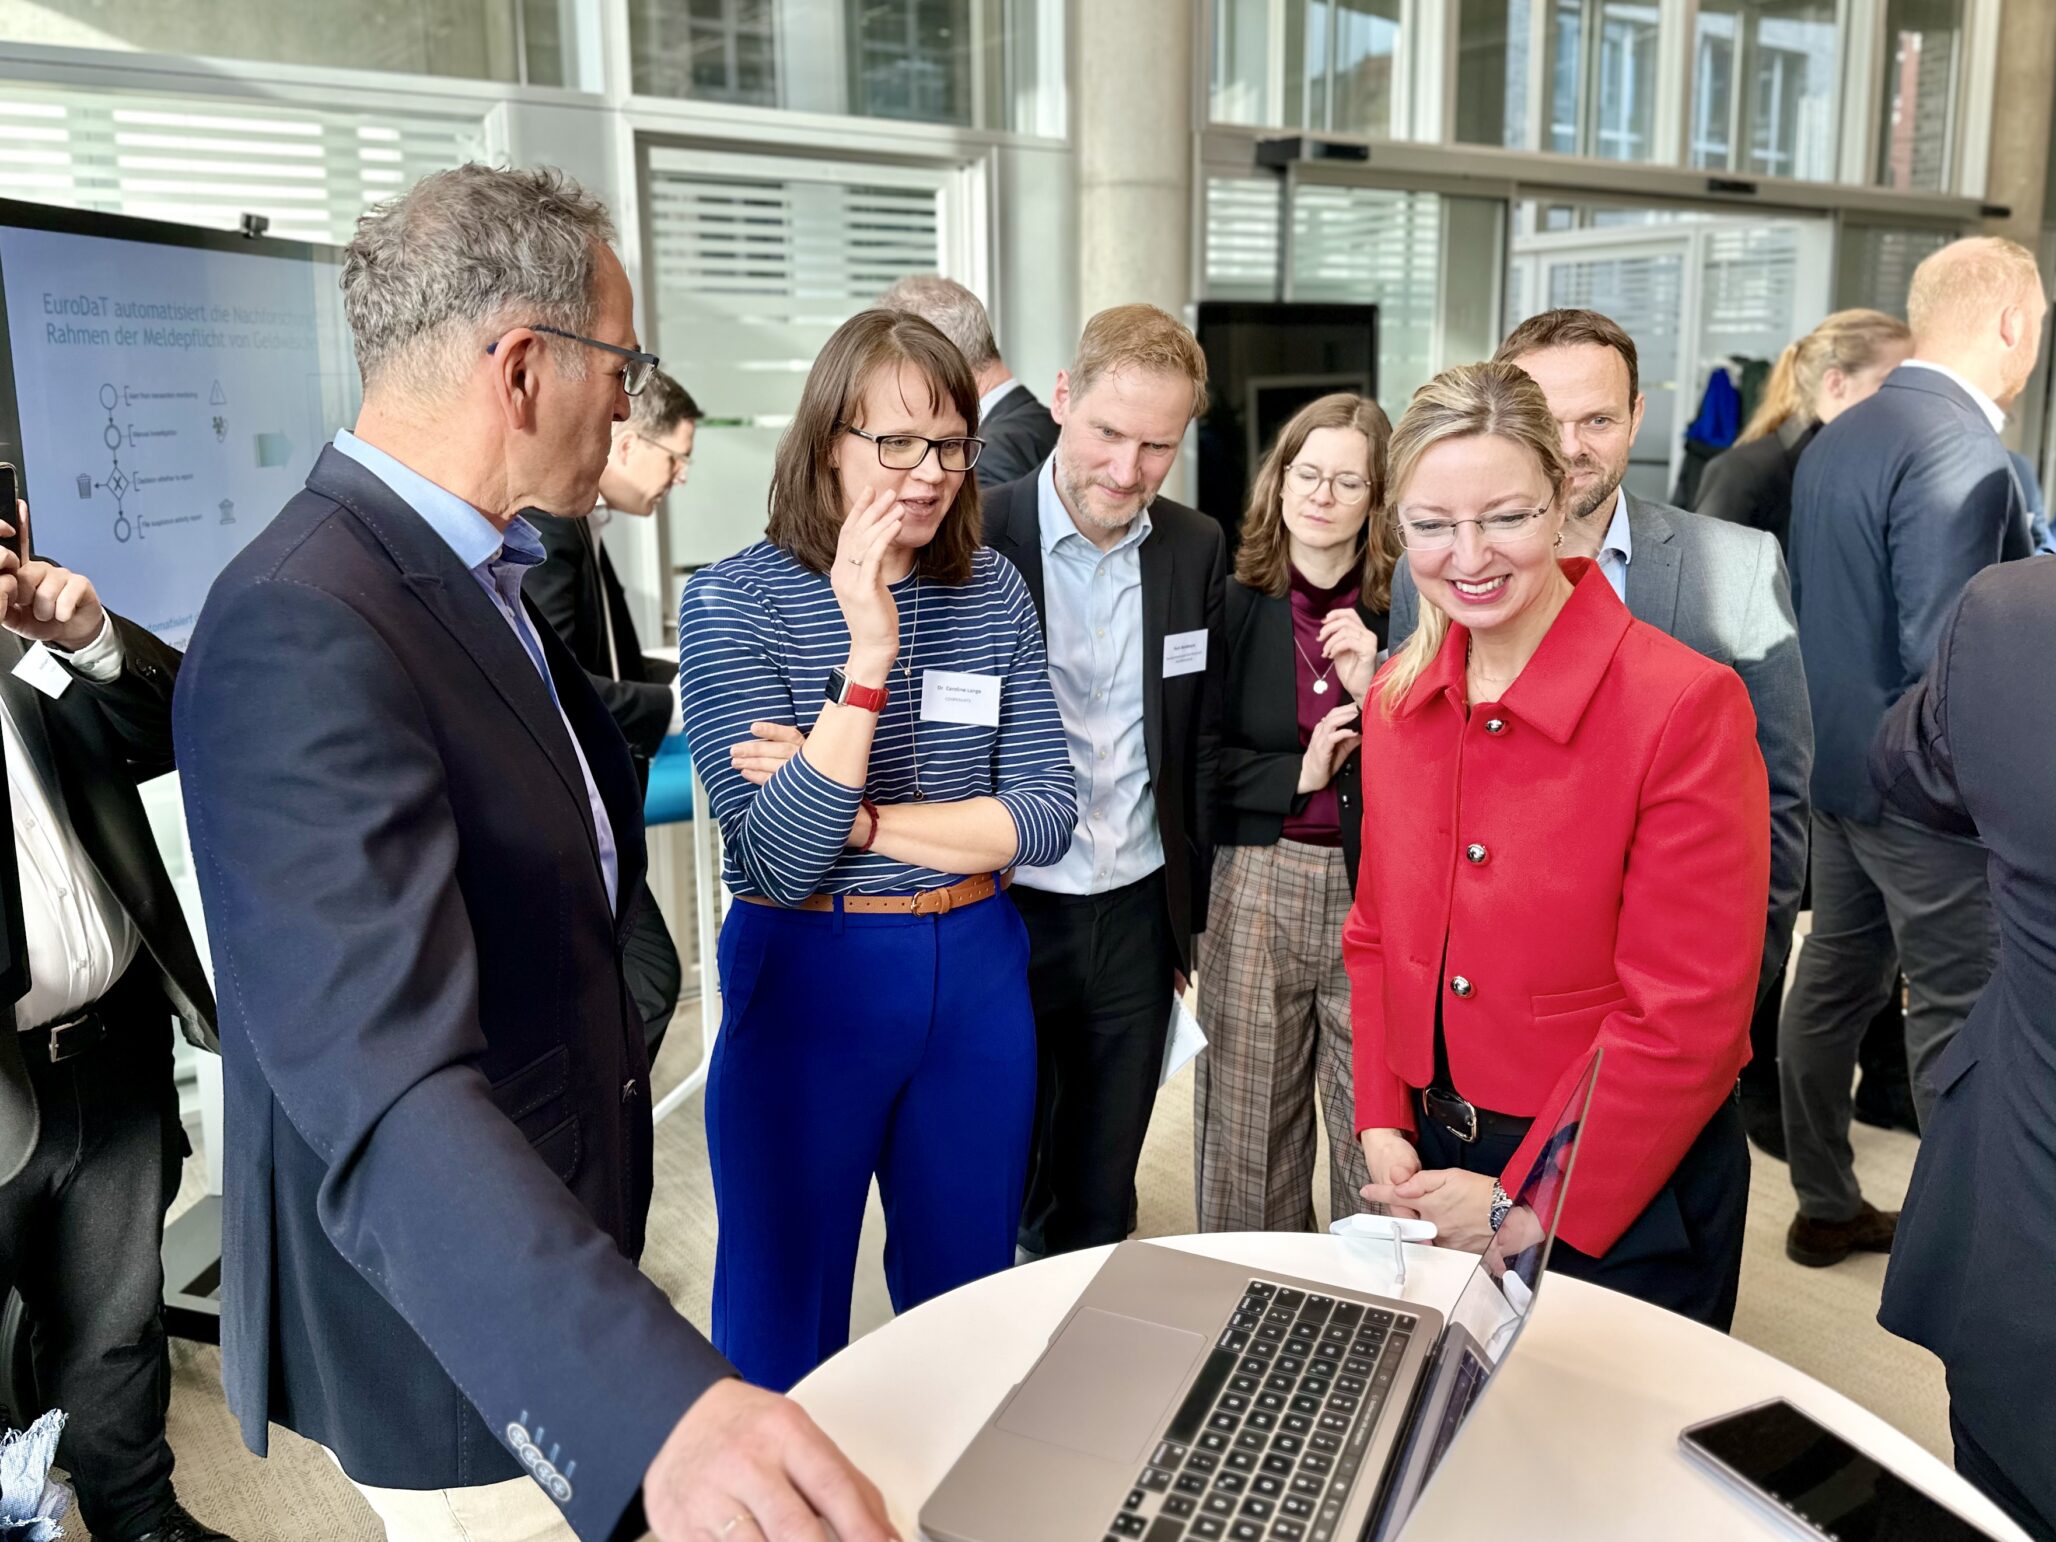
1691, 417, 1820, 551
1790, 365, 2030, 823
975, 383, 1061, 491
1871, 557, 2056, 1531
1214, 578, 1383, 888
1390, 493, 1811, 1005
0, 619, 217, 1183
527, 512, 674, 762
173, 448, 729, 1540
983, 469, 1226, 969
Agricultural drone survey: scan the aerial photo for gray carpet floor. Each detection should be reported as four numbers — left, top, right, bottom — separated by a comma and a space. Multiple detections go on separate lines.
90, 923, 1946, 1539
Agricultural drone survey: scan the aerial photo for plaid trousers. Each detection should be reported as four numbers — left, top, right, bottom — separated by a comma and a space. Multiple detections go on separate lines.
1193, 839, 1370, 1232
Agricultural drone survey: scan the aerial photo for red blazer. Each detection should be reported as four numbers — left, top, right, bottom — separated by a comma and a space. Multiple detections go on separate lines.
1345, 560, 1769, 1257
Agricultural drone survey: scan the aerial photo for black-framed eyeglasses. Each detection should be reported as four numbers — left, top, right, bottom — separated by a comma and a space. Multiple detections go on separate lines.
1396, 508, 1550, 551
843, 424, 984, 473
488, 324, 660, 396
633, 430, 693, 479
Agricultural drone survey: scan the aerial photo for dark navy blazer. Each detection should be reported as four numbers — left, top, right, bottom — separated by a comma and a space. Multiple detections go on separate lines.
173, 447, 730, 1540
1872, 557, 2056, 1531
1789, 365, 2029, 822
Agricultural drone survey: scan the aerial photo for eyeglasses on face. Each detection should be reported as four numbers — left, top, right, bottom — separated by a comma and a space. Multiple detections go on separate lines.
844, 424, 984, 473
1396, 508, 1549, 551
633, 430, 693, 479
1286, 463, 1372, 504
487, 324, 660, 396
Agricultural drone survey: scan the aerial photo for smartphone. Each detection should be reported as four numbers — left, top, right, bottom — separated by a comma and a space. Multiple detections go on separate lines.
1680, 1398, 1997, 1540
0, 463, 23, 562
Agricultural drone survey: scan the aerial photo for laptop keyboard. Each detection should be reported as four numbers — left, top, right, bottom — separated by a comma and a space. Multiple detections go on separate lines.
1101, 1279, 1417, 1542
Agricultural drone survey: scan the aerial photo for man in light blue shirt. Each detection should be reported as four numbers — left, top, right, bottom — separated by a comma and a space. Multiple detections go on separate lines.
985, 304, 1227, 1259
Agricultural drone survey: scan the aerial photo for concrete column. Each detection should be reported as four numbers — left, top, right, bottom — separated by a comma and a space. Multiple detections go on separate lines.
1073, 0, 1196, 324
1980, 0, 2056, 245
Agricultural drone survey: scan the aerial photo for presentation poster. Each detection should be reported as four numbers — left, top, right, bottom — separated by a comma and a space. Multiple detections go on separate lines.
0, 223, 358, 646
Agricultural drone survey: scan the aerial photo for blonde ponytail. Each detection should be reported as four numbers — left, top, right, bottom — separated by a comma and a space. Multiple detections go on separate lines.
1739, 341, 1804, 444
1737, 309, 1912, 445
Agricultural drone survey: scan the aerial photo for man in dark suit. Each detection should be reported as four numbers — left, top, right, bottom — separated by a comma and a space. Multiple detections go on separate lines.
983, 303, 1225, 1257
1389, 310, 1812, 1162
172, 165, 889, 1542
1871, 557, 2056, 1542
530, 369, 700, 1060
1783, 235, 2045, 1270
0, 525, 229, 1542
878, 273, 1059, 488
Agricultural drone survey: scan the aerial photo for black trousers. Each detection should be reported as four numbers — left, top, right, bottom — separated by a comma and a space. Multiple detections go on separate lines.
1015, 871, 1176, 1257
623, 878, 682, 1065
1414, 1089, 1749, 1332
0, 969, 182, 1539
1953, 1404, 2056, 1542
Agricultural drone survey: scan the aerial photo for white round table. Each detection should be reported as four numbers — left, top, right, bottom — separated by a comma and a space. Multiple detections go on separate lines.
792, 1232, 2026, 1541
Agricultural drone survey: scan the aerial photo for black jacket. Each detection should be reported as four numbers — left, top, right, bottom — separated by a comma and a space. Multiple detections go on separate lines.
1691, 417, 1819, 552
982, 471, 1226, 969
1872, 557, 2056, 1532
527, 513, 675, 762
974, 384, 1060, 491
174, 448, 728, 1538
1791, 365, 2030, 821
1214, 579, 1383, 888
0, 619, 217, 1180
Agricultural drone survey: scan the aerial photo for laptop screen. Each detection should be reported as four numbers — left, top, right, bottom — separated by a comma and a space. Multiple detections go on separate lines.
1370, 1047, 1602, 1539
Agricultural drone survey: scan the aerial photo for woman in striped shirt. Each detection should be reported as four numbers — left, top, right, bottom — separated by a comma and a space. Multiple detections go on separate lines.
677, 309, 1075, 1392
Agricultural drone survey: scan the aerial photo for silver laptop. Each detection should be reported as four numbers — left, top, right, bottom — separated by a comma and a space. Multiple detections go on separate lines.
921, 1050, 1601, 1542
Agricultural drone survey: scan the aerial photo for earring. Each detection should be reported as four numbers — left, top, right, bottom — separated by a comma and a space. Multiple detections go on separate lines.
1554, 532, 1564, 547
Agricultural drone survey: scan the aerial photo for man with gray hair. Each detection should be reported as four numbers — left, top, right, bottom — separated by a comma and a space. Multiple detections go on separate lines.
1781, 234, 2046, 1270
878, 273, 1058, 487
174, 165, 890, 1542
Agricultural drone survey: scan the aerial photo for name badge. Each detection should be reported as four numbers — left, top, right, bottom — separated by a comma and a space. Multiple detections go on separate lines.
921, 669, 1003, 727
1163, 629, 1209, 678
11, 641, 70, 700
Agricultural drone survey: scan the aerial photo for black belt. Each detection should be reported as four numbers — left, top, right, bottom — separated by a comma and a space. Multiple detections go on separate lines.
18, 1007, 110, 1066
1419, 1085, 1531, 1145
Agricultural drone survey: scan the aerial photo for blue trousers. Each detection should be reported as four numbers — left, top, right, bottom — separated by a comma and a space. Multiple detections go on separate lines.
705, 891, 1037, 1391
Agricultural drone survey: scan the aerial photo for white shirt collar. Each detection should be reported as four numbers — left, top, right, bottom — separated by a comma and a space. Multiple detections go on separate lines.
978, 377, 1024, 420
1598, 485, 1632, 567
1899, 360, 2007, 432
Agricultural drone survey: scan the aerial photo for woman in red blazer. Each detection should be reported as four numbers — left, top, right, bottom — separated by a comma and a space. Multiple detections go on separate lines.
1349, 361, 1770, 1329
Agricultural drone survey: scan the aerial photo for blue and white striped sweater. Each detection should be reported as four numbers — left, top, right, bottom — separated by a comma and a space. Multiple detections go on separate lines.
678, 541, 1076, 904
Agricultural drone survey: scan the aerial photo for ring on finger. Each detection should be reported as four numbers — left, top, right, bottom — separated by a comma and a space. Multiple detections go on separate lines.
719, 1514, 755, 1538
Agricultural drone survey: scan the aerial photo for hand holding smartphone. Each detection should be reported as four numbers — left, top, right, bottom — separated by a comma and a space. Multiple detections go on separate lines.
0, 462, 25, 563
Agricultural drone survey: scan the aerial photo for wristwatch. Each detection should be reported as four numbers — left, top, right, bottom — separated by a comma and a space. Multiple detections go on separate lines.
1489, 1179, 1514, 1233
825, 667, 888, 712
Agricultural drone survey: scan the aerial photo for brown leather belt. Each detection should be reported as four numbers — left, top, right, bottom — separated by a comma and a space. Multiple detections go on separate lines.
739, 871, 1010, 916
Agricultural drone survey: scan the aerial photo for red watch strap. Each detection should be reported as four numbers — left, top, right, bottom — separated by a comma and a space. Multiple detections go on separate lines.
840, 677, 889, 712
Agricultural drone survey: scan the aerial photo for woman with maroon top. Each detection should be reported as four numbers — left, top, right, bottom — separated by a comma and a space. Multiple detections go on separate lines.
1194, 392, 1394, 1232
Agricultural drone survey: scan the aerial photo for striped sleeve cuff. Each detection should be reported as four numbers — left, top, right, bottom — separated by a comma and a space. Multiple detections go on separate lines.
740, 749, 863, 904
993, 783, 1075, 872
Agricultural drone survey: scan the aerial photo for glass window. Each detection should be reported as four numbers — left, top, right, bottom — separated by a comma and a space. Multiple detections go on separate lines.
1691, 2, 1838, 180
0, 0, 559, 86
0, 83, 487, 246
631, 0, 1063, 134
1876, 0, 1963, 192
1836, 223, 1954, 315
1209, 0, 1402, 137
1453, 0, 1661, 162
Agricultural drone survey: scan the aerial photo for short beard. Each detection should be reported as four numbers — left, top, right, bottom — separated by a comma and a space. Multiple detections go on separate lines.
1566, 471, 1622, 526
1056, 455, 1143, 536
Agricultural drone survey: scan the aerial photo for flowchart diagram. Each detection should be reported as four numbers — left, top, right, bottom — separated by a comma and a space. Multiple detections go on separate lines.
80, 378, 280, 542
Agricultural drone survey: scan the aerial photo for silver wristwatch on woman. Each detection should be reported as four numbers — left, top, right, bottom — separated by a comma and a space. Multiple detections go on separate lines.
1489, 1179, 1514, 1232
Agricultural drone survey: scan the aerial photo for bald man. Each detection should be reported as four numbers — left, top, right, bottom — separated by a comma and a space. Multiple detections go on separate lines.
1781, 236, 2045, 1270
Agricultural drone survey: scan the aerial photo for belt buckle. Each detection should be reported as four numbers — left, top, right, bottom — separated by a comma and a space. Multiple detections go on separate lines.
919, 885, 955, 917
1427, 1087, 1479, 1144
46, 1011, 102, 1064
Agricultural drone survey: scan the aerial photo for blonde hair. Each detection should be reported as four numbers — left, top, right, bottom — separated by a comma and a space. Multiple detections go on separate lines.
1740, 309, 1911, 443
1234, 393, 1396, 609
1906, 235, 2043, 346
1377, 362, 1568, 718
1069, 303, 1210, 419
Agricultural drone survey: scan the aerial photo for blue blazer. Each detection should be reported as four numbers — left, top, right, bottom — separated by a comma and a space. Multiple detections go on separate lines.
173, 448, 730, 1539
1871, 557, 2056, 1528
1789, 366, 2030, 822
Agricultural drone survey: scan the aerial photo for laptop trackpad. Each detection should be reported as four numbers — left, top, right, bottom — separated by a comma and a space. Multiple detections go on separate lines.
996, 1308, 1205, 1466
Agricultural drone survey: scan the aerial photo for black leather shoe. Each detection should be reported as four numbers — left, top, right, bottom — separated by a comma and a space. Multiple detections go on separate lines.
1739, 1083, 1787, 1162
1786, 1202, 1897, 1268
113, 1500, 237, 1542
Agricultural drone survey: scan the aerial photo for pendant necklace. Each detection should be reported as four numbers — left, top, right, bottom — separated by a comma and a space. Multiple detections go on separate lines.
1293, 633, 1336, 695
895, 574, 924, 799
